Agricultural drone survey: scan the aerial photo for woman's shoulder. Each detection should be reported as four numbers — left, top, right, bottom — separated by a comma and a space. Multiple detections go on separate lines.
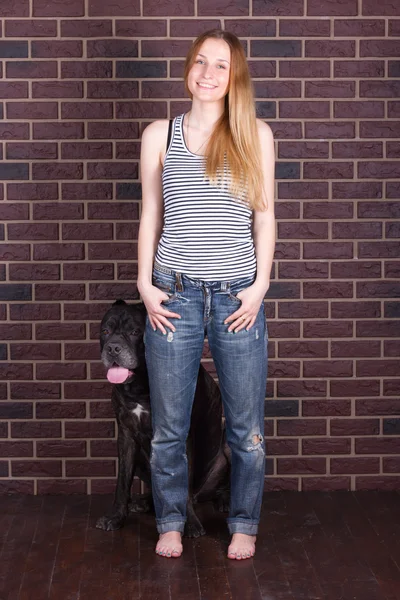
141, 118, 170, 143
255, 118, 273, 137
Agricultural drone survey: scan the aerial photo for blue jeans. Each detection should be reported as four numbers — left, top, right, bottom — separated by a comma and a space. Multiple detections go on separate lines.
144, 263, 268, 536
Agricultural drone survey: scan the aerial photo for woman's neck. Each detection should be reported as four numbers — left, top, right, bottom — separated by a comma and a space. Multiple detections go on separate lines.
188, 102, 225, 132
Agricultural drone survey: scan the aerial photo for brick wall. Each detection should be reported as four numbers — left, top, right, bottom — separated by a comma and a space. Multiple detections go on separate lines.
1, 0, 400, 494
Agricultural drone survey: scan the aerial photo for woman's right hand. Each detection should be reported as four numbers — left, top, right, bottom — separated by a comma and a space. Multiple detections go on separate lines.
138, 283, 181, 335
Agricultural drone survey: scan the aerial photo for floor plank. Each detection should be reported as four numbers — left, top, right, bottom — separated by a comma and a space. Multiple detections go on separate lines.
0, 492, 398, 600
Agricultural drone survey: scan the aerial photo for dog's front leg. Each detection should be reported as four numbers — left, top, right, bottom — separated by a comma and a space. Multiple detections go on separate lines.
184, 436, 206, 538
96, 428, 138, 531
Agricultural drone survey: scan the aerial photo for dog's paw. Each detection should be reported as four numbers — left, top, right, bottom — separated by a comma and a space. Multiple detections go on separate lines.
95, 514, 126, 531
213, 492, 230, 513
128, 495, 153, 513
184, 520, 206, 538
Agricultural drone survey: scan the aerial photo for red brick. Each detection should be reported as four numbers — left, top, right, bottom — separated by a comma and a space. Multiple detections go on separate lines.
360, 121, 400, 138
61, 19, 113, 37
12, 460, 62, 477
143, 0, 193, 15
363, 0, 400, 15
279, 60, 330, 78
32, 81, 83, 98
36, 363, 86, 380
383, 457, 400, 473
61, 102, 113, 120
33, 0, 84, 17
9, 303, 60, 321
253, 0, 302, 15
334, 19, 385, 36
389, 19, 400, 35
361, 40, 400, 57
33, 202, 83, 220
61, 142, 112, 159
280, 101, 330, 119
305, 80, 355, 98
302, 477, 350, 491
279, 19, 330, 36
356, 476, 400, 490
64, 341, 99, 359
331, 458, 379, 474
0, 2, 29, 17
356, 438, 400, 454
35, 284, 85, 301
88, 242, 137, 260
89, 0, 140, 16
6, 61, 57, 78
33, 122, 84, 140
37, 441, 86, 457
5, 19, 57, 37
61, 61, 112, 79
277, 419, 326, 436
0, 441, 33, 456
66, 459, 115, 477
87, 81, 138, 99
0, 244, 30, 261
332, 222, 381, 239
330, 418, 380, 436
36, 402, 86, 418
331, 380, 380, 398
335, 60, 384, 78
88, 39, 138, 58
332, 141, 382, 158
34, 40, 82, 59
62, 183, 112, 200
302, 400, 351, 417
8, 223, 58, 240
307, 0, 357, 15
65, 421, 114, 437
117, 19, 166, 36
6, 142, 58, 160
115, 142, 141, 159
37, 479, 87, 494
303, 438, 351, 455
142, 81, 185, 99
0, 82, 29, 98
87, 162, 137, 180
11, 421, 61, 438
87, 121, 139, 139
36, 322, 85, 340
0, 123, 29, 140
32, 162, 83, 180
305, 40, 355, 57
304, 162, 353, 179
11, 343, 61, 360
62, 223, 113, 240
277, 458, 326, 474
90, 401, 114, 419
0, 203, 29, 220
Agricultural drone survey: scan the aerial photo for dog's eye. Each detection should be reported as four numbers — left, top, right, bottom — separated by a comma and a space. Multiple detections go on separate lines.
130, 330, 139, 336
102, 329, 110, 336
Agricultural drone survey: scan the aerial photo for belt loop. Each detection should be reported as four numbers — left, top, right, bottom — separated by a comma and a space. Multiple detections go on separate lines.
221, 281, 227, 292
175, 272, 183, 292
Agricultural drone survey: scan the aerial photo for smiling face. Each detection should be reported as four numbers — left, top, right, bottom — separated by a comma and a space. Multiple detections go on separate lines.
187, 37, 231, 103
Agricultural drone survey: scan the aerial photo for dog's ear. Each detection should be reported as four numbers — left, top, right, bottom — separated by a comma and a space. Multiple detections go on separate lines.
113, 299, 127, 306
136, 302, 147, 313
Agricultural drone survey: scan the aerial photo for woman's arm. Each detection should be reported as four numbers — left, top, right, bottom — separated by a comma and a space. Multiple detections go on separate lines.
137, 120, 181, 333
137, 120, 165, 290
224, 119, 276, 332
253, 119, 276, 290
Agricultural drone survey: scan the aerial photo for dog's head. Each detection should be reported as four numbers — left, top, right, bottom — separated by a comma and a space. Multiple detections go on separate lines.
100, 299, 147, 385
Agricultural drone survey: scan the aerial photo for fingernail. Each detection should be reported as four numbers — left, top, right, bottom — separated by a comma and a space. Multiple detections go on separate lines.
162, 332, 166, 335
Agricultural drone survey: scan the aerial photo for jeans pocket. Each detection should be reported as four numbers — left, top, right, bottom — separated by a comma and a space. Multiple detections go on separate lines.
228, 276, 255, 303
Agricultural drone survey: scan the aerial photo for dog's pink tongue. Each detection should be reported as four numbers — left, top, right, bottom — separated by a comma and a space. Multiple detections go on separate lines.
107, 367, 133, 384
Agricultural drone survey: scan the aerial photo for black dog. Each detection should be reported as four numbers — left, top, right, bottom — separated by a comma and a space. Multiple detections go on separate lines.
95, 299, 231, 537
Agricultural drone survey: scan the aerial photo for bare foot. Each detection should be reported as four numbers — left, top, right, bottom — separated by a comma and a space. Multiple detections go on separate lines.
227, 533, 256, 560
155, 531, 183, 558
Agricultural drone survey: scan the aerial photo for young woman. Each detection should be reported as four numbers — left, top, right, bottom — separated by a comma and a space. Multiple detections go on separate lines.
138, 29, 275, 560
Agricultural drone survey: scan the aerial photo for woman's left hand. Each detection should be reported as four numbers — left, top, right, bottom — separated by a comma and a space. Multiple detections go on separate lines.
224, 281, 270, 333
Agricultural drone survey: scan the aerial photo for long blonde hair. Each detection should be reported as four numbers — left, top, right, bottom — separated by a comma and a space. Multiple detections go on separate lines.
184, 29, 267, 212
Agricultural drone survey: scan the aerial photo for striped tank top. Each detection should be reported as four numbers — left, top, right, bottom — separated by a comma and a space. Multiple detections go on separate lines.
154, 113, 257, 281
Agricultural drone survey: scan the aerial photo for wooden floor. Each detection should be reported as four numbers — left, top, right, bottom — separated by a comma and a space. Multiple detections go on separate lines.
0, 491, 399, 600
